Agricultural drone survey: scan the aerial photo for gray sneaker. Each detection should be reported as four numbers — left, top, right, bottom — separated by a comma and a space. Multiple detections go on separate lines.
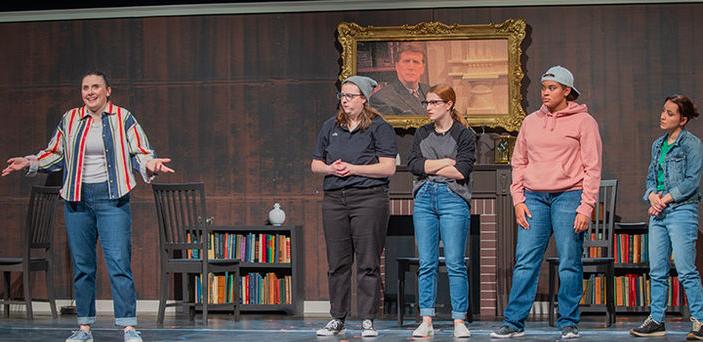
316, 319, 345, 336
123, 329, 143, 342
66, 330, 93, 342
561, 326, 579, 339
412, 321, 434, 337
361, 319, 378, 337
490, 325, 525, 338
454, 323, 471, 338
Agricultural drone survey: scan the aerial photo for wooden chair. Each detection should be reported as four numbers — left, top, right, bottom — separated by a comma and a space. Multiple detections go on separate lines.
0, 185, 60, 319
547, 179, 618, 327
152, 183, 239, 324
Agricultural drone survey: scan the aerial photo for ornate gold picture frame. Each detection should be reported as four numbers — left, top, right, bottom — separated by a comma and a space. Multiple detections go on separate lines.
337, 19, 527, 131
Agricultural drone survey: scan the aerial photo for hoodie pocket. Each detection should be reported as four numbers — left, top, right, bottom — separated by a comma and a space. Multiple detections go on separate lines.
523, 161, 571, 186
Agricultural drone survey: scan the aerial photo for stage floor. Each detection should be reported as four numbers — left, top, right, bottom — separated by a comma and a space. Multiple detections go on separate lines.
0, 313, 696, 341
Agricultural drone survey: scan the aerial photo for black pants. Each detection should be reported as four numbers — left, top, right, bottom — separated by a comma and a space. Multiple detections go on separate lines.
322, 185, 389, 320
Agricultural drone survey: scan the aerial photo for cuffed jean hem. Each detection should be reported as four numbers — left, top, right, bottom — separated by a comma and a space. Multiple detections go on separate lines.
77, 316, 96, 325
420, 308, 436, 317
451, 311, 467, 320
503, 320, 522, 331
115, 317, 138, 326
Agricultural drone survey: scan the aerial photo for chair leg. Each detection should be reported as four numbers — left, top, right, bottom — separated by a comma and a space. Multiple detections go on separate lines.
185, 274, 195, 321
158, 271, 168, 324
203, 274, 208, 325
414, 269, 421, 323
548, 262, 556, 327
3, 271, 10, 318
606, 264, 616, 326
466, 258, 473, 324
45, 268, 58, 319
397, 267, 405, 326
22, 271, 33, 320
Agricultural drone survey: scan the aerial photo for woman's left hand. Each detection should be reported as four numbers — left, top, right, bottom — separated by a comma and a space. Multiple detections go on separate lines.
147, 158, 175, 176
573, 213, 590, 233
332, 161, 355, 177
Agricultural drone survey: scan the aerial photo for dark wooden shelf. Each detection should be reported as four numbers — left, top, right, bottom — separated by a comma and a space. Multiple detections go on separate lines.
198, 225, 304, 316
614, 222, 648, 231
614, 263, 649, 269
239, 262, 292, 269
579, 304, 686, 314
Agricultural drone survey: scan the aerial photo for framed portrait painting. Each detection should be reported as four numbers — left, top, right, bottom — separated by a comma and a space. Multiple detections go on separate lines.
337, 19, 527, 131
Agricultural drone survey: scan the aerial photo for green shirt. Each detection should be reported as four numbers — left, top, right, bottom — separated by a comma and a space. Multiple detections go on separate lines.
656, 138, 673, 191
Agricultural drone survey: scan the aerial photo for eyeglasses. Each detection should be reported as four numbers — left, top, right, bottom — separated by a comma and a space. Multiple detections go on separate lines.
337, 92, 363, 101
421, 100, 447, 106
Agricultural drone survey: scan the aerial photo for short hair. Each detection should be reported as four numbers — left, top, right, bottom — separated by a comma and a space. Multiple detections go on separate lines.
82, 71, 111, 88
665, 94, 700, 122
395, 43, 425, 63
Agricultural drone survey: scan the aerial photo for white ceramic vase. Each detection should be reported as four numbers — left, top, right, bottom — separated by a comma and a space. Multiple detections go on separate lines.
268, 203, 286, 226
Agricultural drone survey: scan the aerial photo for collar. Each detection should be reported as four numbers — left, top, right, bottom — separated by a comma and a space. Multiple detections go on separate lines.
79, 102, 117, 120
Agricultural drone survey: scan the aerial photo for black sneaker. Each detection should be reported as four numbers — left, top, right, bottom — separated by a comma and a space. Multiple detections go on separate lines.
630, 316, 666, 337
687, 317, 703, 340
561, 326, 579, 339
490, 325, 525, 338
361, 319, 378, 338
316, 319, 345, 336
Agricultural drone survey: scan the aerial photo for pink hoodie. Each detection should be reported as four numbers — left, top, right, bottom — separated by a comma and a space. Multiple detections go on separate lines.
510, 102, 602, 217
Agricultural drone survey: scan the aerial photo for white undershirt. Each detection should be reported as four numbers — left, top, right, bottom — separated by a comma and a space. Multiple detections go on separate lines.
82, 119, 108, 184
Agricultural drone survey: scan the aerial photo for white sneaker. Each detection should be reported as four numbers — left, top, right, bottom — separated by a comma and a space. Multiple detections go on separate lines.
361, 319, 378, 337
316, 319, 345, 336
412, 321, 434, 337
454, 323, 471, 338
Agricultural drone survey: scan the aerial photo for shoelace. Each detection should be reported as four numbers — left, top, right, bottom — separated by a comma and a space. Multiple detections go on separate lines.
325, 320, 342, 330
692, 317, 703, 331
125, 330, 142, 338
640, 317, 656, 328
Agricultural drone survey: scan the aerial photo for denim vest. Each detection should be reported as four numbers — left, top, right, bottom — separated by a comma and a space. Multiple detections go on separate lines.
644, 129, 703, 207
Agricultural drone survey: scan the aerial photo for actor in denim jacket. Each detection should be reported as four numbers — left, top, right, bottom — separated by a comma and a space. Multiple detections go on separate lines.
630, 94, 703, 339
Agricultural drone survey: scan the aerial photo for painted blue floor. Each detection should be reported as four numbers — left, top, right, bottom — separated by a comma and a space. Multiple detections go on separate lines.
0, 313, 696, 341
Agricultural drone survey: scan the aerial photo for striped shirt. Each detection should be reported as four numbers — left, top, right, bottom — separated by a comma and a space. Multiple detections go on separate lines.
27, 102, 155, 201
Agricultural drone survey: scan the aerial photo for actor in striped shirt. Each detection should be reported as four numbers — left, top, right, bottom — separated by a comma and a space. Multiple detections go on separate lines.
2, 71, 173, 342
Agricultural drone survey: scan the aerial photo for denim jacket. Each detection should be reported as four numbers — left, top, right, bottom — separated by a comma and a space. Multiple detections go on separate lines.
644, 129, 703, 207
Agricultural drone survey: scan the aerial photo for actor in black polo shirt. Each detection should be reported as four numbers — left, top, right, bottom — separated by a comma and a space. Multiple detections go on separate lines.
312, 76, 397, 338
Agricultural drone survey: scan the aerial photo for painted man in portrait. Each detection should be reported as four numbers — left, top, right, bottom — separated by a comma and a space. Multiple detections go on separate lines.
370, 43, 429, 115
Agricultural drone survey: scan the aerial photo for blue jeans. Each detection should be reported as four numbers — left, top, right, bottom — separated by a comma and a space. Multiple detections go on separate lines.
503, 190, 583, 330
64, 182, 137, 326
648, 203, 703, 322
413, 182, 470, 320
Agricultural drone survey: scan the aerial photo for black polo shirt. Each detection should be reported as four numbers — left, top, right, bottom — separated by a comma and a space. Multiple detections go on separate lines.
313, 115, 398, 191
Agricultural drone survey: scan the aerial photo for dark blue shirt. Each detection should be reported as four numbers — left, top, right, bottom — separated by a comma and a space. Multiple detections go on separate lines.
313, 115, 398, 191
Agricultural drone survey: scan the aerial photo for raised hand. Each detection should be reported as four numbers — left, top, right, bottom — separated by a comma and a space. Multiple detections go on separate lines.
2, 157, 29, 176
146, 158, 175, 176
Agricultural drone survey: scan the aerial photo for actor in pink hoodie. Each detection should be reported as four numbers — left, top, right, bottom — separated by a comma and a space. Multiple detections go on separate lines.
491, 66, 602, 340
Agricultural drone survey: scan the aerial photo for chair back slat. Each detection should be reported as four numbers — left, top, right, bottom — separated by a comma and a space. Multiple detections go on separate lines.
152, 183, 207, 258
584, 179, 618, 258
26, 186, 61, 252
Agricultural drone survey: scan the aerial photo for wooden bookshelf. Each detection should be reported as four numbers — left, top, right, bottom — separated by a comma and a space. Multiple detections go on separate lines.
583, 222, 687, 315
192, 225, 304, 316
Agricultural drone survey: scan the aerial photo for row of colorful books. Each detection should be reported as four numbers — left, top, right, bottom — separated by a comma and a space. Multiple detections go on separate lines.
193, 272, 293, 305
241, 272, 292, 305
581, 274, 686, 307
613, 233, 649, 264
187, 232, 291, 264
194, 272, 237, 304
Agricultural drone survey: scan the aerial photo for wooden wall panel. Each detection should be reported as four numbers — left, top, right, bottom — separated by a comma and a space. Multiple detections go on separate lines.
0, 3, 701, 303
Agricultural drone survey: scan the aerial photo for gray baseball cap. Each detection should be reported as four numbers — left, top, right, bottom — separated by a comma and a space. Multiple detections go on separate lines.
342, 75, 378, 99
541, 65, 580, 99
